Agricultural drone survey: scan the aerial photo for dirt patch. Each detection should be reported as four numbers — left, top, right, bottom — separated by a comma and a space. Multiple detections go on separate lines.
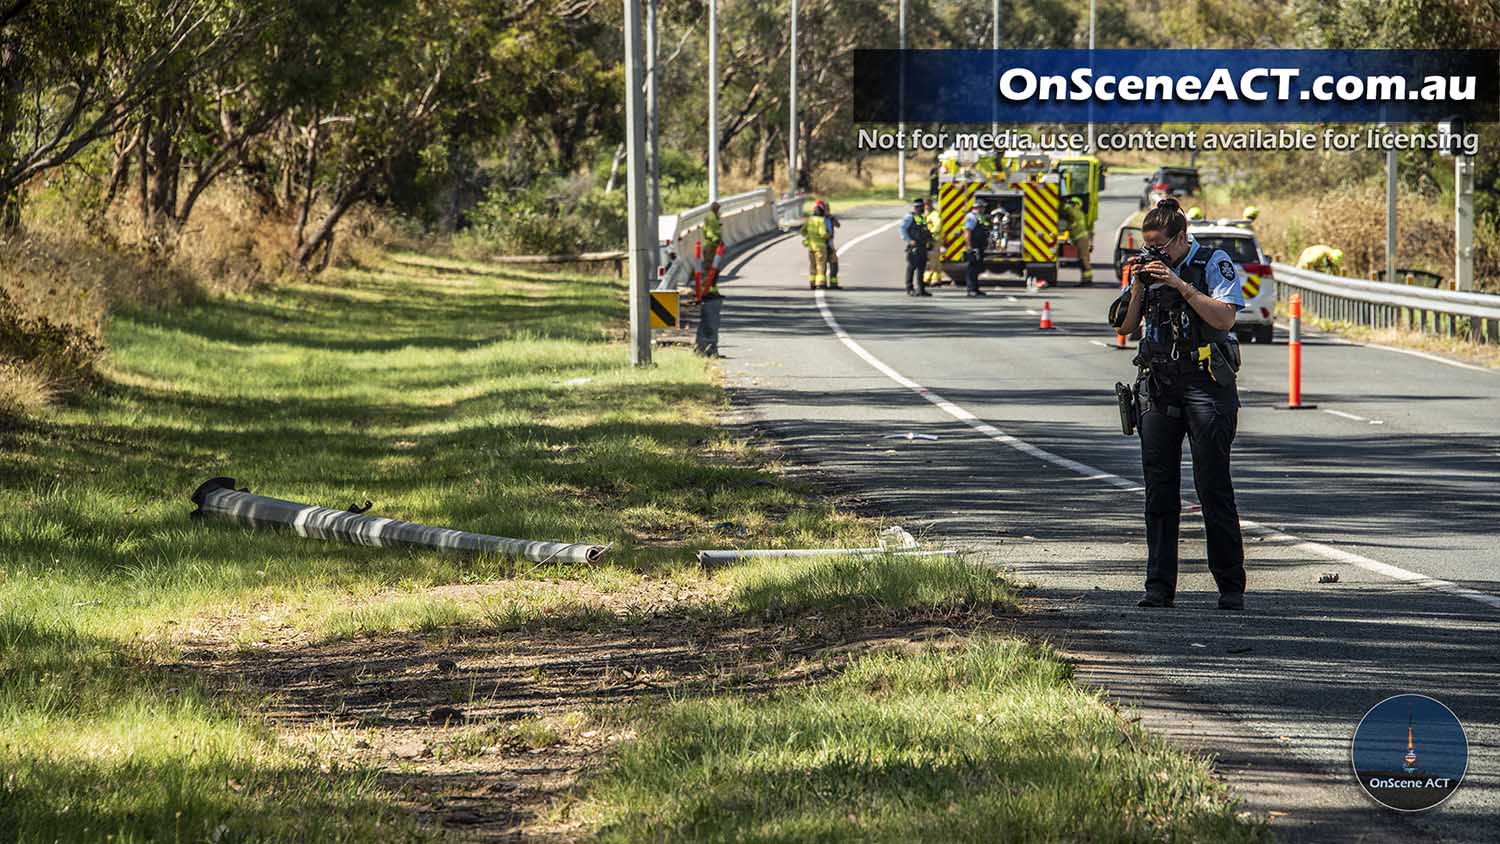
178, 596, 1006, 842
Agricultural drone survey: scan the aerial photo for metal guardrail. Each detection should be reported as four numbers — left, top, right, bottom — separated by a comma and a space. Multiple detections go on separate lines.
657, 189, 804, 290
1271, 263, 1500, 344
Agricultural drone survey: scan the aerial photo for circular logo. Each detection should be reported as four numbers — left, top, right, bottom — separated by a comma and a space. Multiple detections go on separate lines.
1352, 694, 1468, 812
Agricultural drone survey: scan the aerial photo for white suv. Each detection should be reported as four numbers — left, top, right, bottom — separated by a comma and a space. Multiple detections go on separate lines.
1112, 215, 1277, 344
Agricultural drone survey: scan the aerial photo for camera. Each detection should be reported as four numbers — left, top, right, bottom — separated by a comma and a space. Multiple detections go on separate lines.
1126, 244, 1171, 270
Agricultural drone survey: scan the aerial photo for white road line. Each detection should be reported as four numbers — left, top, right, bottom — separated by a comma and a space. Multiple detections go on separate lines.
1322, 409, 1367, 422
811, 233, 1500, 613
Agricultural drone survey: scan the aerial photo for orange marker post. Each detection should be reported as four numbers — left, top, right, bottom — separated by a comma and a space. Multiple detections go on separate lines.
1278, 293, 1317, 410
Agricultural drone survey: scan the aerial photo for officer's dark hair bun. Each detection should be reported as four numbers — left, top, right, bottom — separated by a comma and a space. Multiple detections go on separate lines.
1143, 196, 1187, 238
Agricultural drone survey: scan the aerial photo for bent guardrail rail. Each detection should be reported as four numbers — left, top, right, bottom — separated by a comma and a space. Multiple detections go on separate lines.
1270, 263, 1500, 344
191, 477, 607, 564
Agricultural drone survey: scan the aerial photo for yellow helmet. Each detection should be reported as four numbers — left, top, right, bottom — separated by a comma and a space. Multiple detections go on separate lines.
1186, 206, 1205, 220
1243, 205, 1260, 221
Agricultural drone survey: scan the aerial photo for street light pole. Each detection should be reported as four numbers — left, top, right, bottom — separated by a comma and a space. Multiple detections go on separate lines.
1086, 0, 1095, 153
789, 0, 798, 192
646, 0, 661, 225
898, 0, 906, 201
623, 0, 652, 366
708, 0, 719, 201
992, 0, 1000, 139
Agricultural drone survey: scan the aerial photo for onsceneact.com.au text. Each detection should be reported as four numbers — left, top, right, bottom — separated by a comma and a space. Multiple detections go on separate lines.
998, 68, 1478, 104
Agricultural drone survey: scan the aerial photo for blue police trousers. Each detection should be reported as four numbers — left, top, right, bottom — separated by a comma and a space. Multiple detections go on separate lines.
1138, 371, 1246, 600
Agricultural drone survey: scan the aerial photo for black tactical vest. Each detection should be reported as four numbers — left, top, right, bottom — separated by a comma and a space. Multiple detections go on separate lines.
1136, 248, 1230, 375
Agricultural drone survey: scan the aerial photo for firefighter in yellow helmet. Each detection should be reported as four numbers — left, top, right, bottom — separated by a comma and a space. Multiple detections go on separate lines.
1186, 206, 1205, 221
1242, 205, 1259, 226
801, 205, 831, 289
1296, 244, 1344, 275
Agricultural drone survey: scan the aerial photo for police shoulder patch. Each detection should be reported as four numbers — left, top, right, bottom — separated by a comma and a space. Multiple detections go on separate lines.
1218, 258, 1236, 280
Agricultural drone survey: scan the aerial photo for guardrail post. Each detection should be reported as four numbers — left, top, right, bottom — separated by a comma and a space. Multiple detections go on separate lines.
1278, 293, 1316, 411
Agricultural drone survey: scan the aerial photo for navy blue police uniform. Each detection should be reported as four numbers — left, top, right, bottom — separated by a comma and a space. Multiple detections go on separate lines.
1115, 237, 1248, 607
962, 206, 988, 295
898, 201, 933, 296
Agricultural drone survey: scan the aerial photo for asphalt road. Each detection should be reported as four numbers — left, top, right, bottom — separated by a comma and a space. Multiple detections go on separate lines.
714, 180, 1500, 842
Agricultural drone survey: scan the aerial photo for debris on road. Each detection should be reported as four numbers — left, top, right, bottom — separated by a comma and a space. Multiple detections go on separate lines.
1318, 572, 1340, 584
696, 547, 958, 567
881, 432, 940, 441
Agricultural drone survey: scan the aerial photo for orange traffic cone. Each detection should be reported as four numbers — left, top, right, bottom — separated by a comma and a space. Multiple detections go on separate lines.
1039, 301, 1054, 330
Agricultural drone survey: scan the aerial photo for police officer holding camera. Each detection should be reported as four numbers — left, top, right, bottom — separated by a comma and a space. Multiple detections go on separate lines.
1110, 197, 1247, 610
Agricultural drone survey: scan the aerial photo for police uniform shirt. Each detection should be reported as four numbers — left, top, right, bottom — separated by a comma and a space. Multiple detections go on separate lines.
898, 212, 922, 242
963, 210, 984, 246
1131, 236, 1245, 343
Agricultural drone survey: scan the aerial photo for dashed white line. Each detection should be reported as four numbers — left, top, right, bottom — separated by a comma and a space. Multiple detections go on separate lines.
813, 222, 1498, 613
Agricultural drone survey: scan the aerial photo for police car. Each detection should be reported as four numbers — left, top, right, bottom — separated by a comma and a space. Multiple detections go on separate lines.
1111, 214, 1277, 344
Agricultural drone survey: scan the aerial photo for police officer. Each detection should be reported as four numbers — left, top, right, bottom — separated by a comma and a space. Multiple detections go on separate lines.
899, 198, 934, 297
1110, 197, 1247, 610
962, 199, 988, 296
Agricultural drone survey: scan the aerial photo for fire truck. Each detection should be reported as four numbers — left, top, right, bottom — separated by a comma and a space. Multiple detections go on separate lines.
934, 149, 1104, 287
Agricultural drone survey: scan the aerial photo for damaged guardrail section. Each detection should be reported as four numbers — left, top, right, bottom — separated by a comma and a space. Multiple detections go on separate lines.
190, 477, 607, 564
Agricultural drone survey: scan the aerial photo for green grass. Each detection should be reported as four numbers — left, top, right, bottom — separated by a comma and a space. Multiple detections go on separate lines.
577, 637, 1266, 843
0, 251, 865, 843
720, 552, 1015, 617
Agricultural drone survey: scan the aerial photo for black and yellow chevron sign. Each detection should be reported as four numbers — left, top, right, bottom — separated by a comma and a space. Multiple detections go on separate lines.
1020, 181, 1059, 263
938, 181, 981, 262
649, 290, 679, 329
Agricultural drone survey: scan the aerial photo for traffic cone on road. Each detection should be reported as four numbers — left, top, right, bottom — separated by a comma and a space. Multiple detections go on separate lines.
1038, 301, 1055, 330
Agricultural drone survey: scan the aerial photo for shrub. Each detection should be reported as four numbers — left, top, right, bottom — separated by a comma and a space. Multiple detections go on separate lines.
469, 174, 627, 255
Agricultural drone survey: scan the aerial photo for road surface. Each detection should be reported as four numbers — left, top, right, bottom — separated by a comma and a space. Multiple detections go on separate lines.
712, 179, 1499, 842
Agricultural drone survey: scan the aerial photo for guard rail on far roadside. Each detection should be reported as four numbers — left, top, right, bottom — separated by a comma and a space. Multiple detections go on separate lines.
1270, 263, 1500, 344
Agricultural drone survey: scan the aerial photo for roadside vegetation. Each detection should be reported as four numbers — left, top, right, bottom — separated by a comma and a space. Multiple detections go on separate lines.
0, 255, 1265, 842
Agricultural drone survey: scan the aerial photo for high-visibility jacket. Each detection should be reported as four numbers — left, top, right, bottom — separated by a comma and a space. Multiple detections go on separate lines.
801, 217, 829, 248
1059, 203, 1087, 240
1296, 244, 1344, 275
703, 211, 722, 245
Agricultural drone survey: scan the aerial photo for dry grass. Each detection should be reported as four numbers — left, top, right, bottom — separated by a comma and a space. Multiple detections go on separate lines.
0, 363, 55, 419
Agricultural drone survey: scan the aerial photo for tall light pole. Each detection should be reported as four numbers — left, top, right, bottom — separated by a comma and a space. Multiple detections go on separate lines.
1385, 147, 1396, 285
992, 0, 1000, 139
1086, 0, 1095, 152
708, 0, 719, 201
624, 0, 652, 366
897, 0, 906, 200
789, 0, 798, 192
646, 0, 661, 226
1457, 152, 1474, 292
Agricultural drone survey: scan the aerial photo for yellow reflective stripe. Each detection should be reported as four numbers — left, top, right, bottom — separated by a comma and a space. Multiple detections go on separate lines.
1243, 273, 1262, 298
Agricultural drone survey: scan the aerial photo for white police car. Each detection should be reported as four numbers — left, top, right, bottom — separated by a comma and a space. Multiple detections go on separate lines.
1112, 214, 1277, 344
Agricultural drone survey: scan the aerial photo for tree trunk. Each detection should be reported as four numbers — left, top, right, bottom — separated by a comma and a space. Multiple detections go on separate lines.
102, 126, 140, 211
0, 27, 26, 231
146, 95, 181, 223
294, 122, 320, 248
296, 170, 368, 269
604, 143, 625, 192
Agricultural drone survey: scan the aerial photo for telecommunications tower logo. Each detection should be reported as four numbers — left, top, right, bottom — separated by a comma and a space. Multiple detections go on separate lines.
1352, 694, 1468, 812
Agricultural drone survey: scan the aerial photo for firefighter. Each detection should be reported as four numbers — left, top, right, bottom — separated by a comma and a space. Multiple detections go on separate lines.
815, 198, 841, 288
1242, 205, 1259, 223
1186, 206, 1205, 221
1109, 197, 1247, 610
801, 205, 830, 289
1061, 196, 1093, 286
962, 198, 988, 296
702, 201, 723, 279
924, 198, 943, 285
899, 198, 934, 297
694, 250, 724, 358
1296, 244, 1344, 275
